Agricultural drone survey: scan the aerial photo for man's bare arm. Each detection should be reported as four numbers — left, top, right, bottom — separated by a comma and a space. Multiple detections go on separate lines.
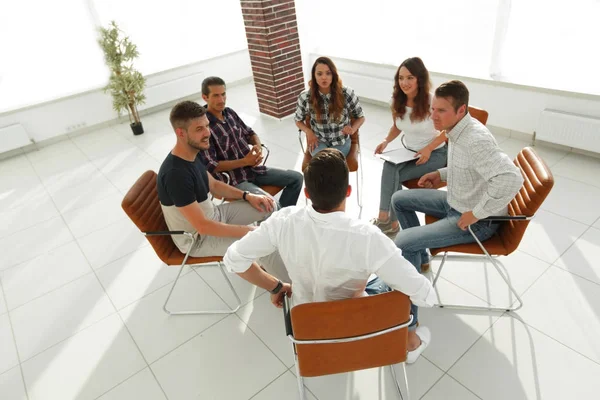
177, 201, 253, 238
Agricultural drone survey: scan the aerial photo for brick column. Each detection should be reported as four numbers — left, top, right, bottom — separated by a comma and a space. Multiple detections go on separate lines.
240, 0, 305, 119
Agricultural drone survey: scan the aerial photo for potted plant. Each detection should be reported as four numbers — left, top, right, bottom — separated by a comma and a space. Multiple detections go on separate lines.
97, 21, 146, 135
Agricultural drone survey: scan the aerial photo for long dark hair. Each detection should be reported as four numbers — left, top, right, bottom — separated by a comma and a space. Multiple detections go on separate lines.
391, 57, 431, 122
310, 57, 344, 123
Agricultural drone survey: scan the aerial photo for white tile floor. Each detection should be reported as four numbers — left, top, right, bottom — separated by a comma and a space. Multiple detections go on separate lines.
1, 82, 600, 399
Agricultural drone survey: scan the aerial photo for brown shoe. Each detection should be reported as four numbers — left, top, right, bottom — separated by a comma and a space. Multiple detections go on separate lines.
421, 263, 430, 272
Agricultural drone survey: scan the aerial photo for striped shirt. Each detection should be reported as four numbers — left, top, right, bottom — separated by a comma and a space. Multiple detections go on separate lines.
294, 86, 364, 146
439, 114, 524, 219
199, 107, 266, 186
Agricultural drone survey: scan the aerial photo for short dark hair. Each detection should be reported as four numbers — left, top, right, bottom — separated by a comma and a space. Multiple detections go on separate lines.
202, 76, 226, 96
304, 149, 349, 211
169, 101, 206, 130
435, 80, 469, 112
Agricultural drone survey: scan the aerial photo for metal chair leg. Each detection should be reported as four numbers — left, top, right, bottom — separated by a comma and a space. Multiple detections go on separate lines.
163, 258, 242, 315
218, 262, 242, 311
390, 363, 410, 400
432, 226, 524, 312
356, 148, 364, 218
294, 356, 306, 400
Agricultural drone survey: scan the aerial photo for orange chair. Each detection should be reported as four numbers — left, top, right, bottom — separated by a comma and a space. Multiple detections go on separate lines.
402, 106, 489, 190
121, 170, 242, 315
299, 116, 363, 217
283, 291, 413, 399
426, 147, 554, 312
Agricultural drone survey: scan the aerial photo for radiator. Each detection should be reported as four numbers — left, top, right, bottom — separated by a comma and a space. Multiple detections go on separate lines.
0, 123, 32, 153
141, 72, 204, 110
536, 109, 600, 153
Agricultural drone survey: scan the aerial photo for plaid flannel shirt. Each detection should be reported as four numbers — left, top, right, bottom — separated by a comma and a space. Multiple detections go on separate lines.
294, 86, 364, 146
439, 114, 524, 219
199, 107, 266, 186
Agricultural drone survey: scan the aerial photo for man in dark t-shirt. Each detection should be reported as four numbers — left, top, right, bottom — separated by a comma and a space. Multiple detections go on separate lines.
156, 100, 290, 285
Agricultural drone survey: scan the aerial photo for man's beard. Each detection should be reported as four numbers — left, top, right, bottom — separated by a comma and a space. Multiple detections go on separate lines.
188, 138, 208, 151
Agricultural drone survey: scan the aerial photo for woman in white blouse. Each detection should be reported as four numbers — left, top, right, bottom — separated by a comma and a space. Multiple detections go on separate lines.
372, 57, 447, 237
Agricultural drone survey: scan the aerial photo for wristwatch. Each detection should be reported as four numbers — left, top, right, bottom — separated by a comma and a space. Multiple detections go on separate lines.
242, 191, 249, 201
270, 280, 283, 294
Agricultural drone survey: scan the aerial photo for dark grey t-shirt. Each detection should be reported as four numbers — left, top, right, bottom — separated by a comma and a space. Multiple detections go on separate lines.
157, 153, 215, 252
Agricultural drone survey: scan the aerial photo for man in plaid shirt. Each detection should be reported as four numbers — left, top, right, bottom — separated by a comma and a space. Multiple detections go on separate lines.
198, 77, 303, 208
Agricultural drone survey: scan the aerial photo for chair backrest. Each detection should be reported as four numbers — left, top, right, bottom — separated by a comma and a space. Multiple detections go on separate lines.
499, 147, 554, 253
290, 291, 411, 377
121, 170, 175, 264
468, 106, 489, 125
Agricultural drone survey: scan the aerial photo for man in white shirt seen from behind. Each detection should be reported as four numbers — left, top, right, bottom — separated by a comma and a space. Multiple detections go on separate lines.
224, 149, 437, 363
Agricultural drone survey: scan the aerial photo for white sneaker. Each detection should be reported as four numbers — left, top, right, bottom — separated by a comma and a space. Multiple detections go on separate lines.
406, 326, 431, 364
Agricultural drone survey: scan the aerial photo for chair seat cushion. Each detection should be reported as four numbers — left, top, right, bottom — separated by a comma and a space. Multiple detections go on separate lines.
165, 246, 223, 265
301, 143, 359, 172
260, 185, 283, 196
424, 215, 508, 256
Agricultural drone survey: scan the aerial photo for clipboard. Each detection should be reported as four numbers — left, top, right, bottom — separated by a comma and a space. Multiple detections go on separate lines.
376, 147, 420, 164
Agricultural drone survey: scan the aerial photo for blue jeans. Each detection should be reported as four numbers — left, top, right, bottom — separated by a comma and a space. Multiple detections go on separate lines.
392, 189, 500, 326
310, 137, 352, 157
236, 167, 304, 207
380, 146, 447, 222
365, 277, 417, 331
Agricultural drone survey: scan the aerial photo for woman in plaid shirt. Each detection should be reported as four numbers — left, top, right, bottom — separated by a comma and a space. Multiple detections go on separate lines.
294, 57, 365, 156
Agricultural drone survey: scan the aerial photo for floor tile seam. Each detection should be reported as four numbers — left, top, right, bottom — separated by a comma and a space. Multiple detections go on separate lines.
442, 312, 506, 382
15, 311, 118, 365
246, 369, 292, 400
549, 262, 600, 288
418, 370, 484, 400
1, 268, 96, 314
0, 277, 31, 399
513, 216, 592, 266
191, 266, 264, 309
91, 364, 150, 400
544, 223, 599, 268
552, 171, 600, 189
434, 275, 515, 310
68, 209, 173, 400
69, 131, 136, 196
145, 313, 230, 367
417, 370, 450, 400
0, 154, 74, 271
508, 313, 600, 367
536, 206, 598, 227
92, 311, 170, 400
104, 266, 195, 312
234, 311, 292, 371
55, 188, 127, 217
0, 212, 61, 242
63, 214, 129, 240
11, 186, 135, 369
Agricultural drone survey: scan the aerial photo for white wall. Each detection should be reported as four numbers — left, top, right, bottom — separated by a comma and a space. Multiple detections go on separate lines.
0, 50, 252, 147
311, 54, 600, 138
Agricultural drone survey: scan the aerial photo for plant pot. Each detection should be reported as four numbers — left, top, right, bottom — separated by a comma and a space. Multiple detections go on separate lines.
130, 121, 144, 135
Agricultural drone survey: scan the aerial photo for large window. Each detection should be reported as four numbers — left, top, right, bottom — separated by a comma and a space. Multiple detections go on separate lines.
90, 0, 248, 75
296, 0, 600, 95
492, 0, 600, 95
0, 0, 106, 112
0, 0, 248, 113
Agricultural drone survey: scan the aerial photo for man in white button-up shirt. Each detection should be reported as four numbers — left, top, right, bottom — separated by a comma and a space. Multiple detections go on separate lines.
392, 80, 523, 271
224, 149, 437, 363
